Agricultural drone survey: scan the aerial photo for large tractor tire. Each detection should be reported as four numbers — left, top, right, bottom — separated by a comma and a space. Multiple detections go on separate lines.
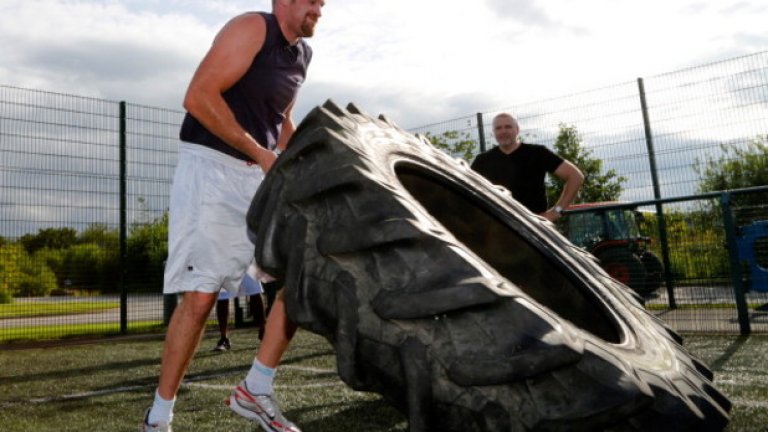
246, 101, 731, 432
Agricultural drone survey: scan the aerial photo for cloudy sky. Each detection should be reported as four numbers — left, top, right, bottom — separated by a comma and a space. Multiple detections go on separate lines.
1, 0, 766, 129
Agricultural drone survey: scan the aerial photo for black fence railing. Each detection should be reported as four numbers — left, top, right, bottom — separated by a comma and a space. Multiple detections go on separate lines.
562, 187, 768, 335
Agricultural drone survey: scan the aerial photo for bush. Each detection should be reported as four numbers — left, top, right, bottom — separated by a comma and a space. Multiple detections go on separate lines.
33, 247, 65, 281
0, 285, 12, 304
1, 244, 27, 297
126, 213, 168, 291
16, 265, 58, 297
0, 243, 59, 297
63, 243, 118, 292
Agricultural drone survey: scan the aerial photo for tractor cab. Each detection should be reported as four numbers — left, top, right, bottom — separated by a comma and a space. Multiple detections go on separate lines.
561, 202, 663, 296
565, 203, 645, 251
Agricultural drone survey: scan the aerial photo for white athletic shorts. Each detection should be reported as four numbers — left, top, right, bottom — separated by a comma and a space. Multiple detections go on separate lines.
164, 142, 265, 297
218, 263, 264, 300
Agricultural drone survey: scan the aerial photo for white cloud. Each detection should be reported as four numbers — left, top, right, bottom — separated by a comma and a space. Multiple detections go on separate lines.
0, 0, 765, 126
0, 0, 216, 106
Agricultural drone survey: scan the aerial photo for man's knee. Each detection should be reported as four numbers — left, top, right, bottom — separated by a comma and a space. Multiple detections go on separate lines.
179, 291, 218, 320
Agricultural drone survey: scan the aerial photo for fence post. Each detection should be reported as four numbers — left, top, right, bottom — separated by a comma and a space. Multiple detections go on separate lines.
476, 113, 486, 153
637, 78, 677, 309
163, 293, 177, 326
721, 192, 751, 335
119, 101, 128, 335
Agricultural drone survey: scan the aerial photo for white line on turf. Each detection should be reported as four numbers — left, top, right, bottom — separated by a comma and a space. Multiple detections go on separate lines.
27, 385, 149, 404
186, 381, 344, 390
730, 398, 768, 409
281, 365, 335, 374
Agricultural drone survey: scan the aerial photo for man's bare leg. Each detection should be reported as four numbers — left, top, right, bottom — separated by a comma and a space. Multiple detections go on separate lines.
228, 290, 302, 431
256, 290, 297, 368
157, 291, 218, 399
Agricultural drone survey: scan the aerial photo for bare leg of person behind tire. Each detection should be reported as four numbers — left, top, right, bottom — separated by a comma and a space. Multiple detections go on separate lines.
256, 291, 297, 367
213, 298, 232, 351
250, 293, 267, 340
228, 290, 301, 432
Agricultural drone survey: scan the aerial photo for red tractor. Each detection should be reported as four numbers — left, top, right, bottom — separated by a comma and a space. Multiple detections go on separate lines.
561, 202, 664, 296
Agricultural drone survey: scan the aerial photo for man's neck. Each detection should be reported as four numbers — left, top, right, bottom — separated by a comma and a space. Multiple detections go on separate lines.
274, 9, 301, 45
498, 140, 521, 155
278, 22, 300, 45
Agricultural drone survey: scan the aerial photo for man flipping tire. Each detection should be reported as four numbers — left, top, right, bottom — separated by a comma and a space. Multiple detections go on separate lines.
141, 1, 325, 431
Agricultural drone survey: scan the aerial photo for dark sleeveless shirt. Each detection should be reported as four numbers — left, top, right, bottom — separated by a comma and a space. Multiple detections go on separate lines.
179, 12, 312, 161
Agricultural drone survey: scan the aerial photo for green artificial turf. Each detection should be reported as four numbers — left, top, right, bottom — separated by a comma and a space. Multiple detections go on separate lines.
0, 331, 766, 431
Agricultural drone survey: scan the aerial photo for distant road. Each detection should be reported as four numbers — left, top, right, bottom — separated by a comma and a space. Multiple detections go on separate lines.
1, 294, 221, 329
3, 288, 767, 334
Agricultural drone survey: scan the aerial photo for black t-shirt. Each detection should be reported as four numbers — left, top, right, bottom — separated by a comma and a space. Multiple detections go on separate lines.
470, 143, 563, 213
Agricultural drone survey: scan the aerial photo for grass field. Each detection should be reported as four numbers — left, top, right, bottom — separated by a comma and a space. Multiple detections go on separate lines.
1, 330, 767, 432
0, 321, 165, 342
0, 301, 119, 319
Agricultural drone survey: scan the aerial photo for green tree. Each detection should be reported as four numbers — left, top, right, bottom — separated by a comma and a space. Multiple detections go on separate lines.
426, 130, 477, 162
78, 223, 118, 249
62, 243, 117, 291
34, 247, 66, 285
0, 243, 57, 298
547, 123, 627, 205
0, 285, 11, 304
0, 244, 25, 303
127, 212, 169, 290
694, 136, 768, 212
642, 209, 730, 283
695, 137, 768, 191
17, 258, 58, 297
19, 227, 78, 254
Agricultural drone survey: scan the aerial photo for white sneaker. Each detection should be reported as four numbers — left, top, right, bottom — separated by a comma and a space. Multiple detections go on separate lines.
140, 408, 172, 432
227, 381, 301, 432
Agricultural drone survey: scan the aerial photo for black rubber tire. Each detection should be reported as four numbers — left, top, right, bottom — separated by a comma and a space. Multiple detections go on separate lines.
246, 101, 731, 432
640, 251, 664, 293
595, 247, 648, 294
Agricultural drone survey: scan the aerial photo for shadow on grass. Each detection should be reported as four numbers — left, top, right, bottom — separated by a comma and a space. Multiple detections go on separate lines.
1, 338, 335, 388
0, 357, 162, 387
709, 335, 750, 372
291, 399, 406, 432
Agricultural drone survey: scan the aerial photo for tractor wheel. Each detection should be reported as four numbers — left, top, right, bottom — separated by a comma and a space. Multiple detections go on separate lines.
247, 100, 730, 432
596, 247, 647, 293
640, 251, 664, 293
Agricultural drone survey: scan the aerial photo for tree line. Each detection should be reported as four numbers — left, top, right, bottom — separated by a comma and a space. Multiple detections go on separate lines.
0, 214, 167, 303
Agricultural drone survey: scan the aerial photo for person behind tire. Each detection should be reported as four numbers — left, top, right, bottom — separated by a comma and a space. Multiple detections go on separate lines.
141, 1, 325, 431
471, 113, 584, 222
213, 263, 267, 352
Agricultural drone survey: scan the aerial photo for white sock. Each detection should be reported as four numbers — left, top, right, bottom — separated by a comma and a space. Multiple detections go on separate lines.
245, 358, 276, 395
148, 390, 175, 425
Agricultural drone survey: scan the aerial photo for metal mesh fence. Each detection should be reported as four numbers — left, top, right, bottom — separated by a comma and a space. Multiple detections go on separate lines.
644, 195, 768, 334
411, 51, 768, 203
0, 88, 183, 340
2, 51, 768, 343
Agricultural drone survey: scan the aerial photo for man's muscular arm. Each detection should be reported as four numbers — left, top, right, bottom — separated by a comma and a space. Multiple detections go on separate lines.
542, 160, 584, 222
182, 13, 278, 171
